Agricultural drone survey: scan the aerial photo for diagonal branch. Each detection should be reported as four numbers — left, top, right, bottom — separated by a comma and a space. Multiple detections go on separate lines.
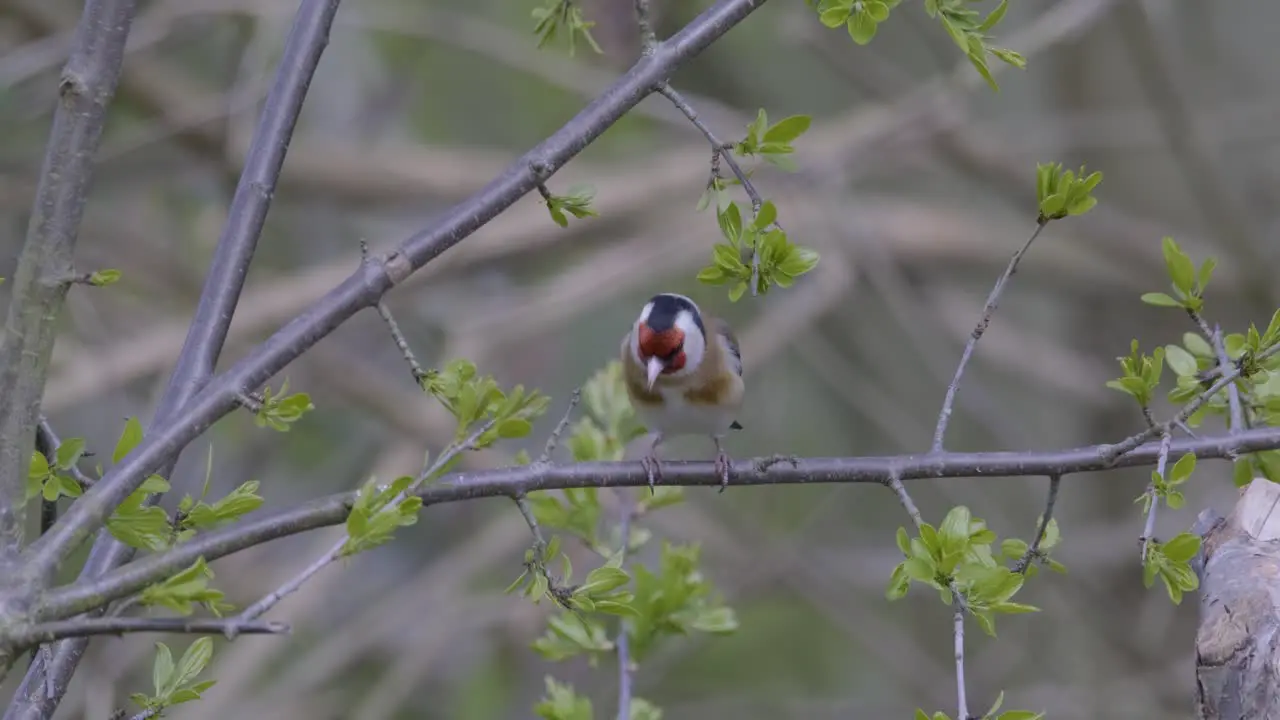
932, 220, 1049, 452
21, 0, 772, 589
5, 0, 344, 716
0, 0, 138, 572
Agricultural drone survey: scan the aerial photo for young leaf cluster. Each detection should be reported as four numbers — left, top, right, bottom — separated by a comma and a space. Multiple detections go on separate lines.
533, 676, 662, 720
730, 109, 811, 173
806, 0, 1022, 89
131, 638, 217, 716
253, 379, 315, 431
886, 506, 1045, 637
1000, 517, 1066, 577
1036, 162, 1102, 223
1136, 453, 1195, 513
917, 689, 1045, 720
420, 358, 551, 449
812, 0, 903, 46
565, 360, 648, 464
531, 0, 602, 56
697, 201, 819, 301
341, 475, 423, 557
138, 557, 234, 616
88, 268, 122, 287
27, 438, 86, 503
542, 184, 599, 228
1142, 532, 1201, 605
926, 0, 1024, 90
1140, 237, 1216, 312
1104, 340, 1164, 408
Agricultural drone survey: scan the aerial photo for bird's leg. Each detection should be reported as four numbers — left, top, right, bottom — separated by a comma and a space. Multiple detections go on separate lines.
640, 432, 664, 494
712, 434, 732, 493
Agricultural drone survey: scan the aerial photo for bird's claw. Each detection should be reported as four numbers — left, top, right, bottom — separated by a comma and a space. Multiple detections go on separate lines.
641, 454, 663, 495
714, 450, 732, 493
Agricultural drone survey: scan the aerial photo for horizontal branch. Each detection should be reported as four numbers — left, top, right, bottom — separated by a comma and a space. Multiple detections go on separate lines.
38, 424, 1280, 622
12, 617, 286, 647
20, 0, 770, 589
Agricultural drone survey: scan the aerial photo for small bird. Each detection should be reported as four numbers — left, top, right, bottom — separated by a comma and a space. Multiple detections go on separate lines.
620, 292, 745, 492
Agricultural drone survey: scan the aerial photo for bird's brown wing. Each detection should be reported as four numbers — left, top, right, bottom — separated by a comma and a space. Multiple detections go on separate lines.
710, 317, 742, 377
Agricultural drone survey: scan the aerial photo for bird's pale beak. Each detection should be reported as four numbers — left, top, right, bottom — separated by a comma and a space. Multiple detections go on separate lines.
646, 356, 664, 390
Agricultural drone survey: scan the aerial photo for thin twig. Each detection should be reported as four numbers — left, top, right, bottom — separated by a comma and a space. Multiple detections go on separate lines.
953, 605, 967, 720
1210, 324, 1245, 436
224, 418, 498, 637
1014, 474, 1061, 575
14, 617, 287, 646
633, 0, 657, 52
654, 81, 772, 296
1139, 406, 1171, 560
888, 472, 969, 717
932, 220, 1049, 452
539, 389, 581, 464
614, 490, 636, 720
364, 240, 428, 384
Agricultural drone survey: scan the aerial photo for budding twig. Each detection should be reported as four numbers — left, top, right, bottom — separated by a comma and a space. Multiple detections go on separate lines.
539, 389, 581, 465
1139, 407, 1171, 560
1014, 474, 1061, 575
932, 220, 1049, 453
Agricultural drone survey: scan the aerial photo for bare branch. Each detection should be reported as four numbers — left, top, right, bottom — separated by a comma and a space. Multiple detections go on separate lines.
614, 491, 636, 720
13, 618, 287, 647
539, 389, 581, 464
654, 82, 771, 295
223, 418, 498, 637
0, 0, 138, 571
953, 605, 968, 720
38, 423, 1280, 623
1211, 325, 1246, 436
932, 220, 1049, 452
364, 239, 429, 385
1139, 407, 1172, 560
22, 0, 772, 587
6, 0, 344, 714
1014, 474, 1061, 575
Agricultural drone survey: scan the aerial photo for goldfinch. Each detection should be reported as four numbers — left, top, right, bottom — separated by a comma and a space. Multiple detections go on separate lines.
620, 292, 745, 492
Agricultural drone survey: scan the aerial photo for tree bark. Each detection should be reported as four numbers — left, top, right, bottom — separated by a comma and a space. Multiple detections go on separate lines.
1195, 478, 1280, 719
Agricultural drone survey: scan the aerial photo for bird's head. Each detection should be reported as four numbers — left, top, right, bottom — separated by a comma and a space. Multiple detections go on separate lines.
631, 293, 707, 390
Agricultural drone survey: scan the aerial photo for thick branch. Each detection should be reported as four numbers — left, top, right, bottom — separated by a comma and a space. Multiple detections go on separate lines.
0, 0, 137, 571
36, 424, 1280, 625
21, 0, 770, 589
12, 618, 287, 647
5, 1, 343, 716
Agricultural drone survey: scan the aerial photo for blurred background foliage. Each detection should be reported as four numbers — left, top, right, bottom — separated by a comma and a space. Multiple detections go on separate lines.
0, 0, 1275, 717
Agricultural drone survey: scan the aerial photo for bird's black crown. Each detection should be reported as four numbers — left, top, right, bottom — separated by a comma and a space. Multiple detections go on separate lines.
646, 293, 704, 335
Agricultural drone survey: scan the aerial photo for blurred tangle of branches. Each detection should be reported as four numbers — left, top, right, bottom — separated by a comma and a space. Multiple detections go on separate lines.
0, 0, 1273, 717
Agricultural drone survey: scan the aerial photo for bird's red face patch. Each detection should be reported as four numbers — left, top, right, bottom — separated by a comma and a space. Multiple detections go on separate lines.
638, 324, 686, 373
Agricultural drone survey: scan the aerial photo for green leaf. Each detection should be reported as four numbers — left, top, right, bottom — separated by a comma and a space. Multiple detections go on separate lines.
763, 116, 812, 145
1140, 292, 1181, 308
1162, 236, 1196, 295
1163, 344, 1198, 376
728, 280, 747, 302
55, 437, 86, 470
88, 268, 122, 286
578, 566, 630, 596
498, 418, 534, 438
1161, 532, 1201, 563
152, 642, 175, 698
979, 0, 1008, 32
1168, 452, 1196, 485
847, 11, 878, 44
113, 417, 144, 463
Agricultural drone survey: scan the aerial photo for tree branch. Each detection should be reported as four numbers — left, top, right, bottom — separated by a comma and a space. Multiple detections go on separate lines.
1139, 407, 1171, 560
1014, 474, 1061, 575
932, 220, 1049, 452
0, 0, 138, 572
12, 618, 287, 647
35, 423, 1280, 624
20, 0, 771, 588
5, 0, 343, 715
